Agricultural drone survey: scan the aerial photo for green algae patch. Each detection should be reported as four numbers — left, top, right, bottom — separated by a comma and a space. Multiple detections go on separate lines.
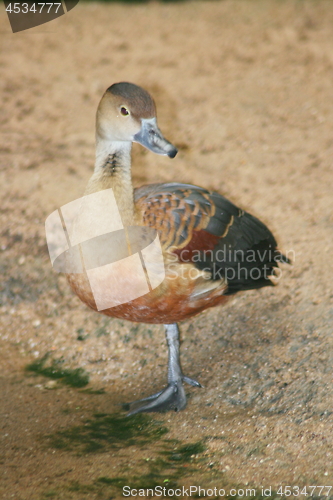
46, 412, 168, 454
26, 354, 89, 388
106, 440, 207, 491
41, 411, 209, 498
49, 437, 206, 498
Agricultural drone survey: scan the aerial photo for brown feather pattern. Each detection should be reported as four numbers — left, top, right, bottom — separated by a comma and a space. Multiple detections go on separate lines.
68, 181, 286, 324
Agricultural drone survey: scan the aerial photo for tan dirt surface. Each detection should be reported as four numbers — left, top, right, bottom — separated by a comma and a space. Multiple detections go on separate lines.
1, 1, 333, 499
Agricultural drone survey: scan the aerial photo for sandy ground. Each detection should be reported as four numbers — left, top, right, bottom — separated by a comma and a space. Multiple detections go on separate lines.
1, 1, 333, 499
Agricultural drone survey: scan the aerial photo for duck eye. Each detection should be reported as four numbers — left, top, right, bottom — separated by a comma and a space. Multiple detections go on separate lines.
120, 106, 130, 116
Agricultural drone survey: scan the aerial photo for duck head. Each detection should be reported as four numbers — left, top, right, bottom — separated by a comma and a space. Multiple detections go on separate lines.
96, 82, 178, 158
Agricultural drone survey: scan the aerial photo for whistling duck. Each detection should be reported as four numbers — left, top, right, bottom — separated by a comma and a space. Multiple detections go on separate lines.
67, 82, 288, 415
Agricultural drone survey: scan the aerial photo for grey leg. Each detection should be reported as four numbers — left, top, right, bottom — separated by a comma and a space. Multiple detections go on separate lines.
126, 323, 201, 416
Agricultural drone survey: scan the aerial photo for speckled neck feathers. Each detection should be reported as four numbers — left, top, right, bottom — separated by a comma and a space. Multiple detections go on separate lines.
86, 141, 135, 226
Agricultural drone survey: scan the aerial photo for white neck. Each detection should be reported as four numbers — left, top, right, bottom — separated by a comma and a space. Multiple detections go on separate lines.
85, 136, 136, 226
94, 137, 132, 172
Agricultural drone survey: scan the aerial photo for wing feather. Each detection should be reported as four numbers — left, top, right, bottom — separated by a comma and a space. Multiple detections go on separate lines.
135, 183, 288, 295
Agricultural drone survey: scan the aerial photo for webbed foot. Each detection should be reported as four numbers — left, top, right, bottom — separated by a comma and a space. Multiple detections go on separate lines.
126, 376, 201, 416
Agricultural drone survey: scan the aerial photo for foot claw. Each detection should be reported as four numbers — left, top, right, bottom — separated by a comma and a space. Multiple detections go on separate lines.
183, 375, 202, 388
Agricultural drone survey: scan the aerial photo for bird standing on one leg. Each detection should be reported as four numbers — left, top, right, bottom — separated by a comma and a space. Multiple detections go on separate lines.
66, 82, 289, 415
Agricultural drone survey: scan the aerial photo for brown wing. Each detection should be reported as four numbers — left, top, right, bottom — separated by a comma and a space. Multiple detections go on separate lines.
135, 182, 288, 295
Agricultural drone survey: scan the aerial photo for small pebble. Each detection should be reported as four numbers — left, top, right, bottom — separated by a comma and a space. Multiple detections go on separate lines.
44, 381, 57, 389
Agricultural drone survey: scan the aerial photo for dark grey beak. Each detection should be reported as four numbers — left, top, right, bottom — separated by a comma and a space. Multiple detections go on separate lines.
133, 118, 178, 158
